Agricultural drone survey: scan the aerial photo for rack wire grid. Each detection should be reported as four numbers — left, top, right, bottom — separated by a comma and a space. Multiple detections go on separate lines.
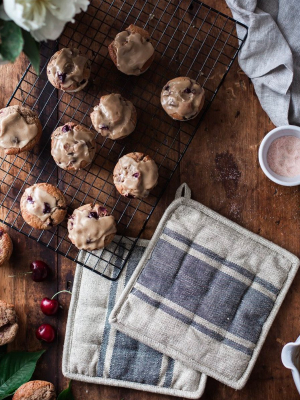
0, 0, 248, 280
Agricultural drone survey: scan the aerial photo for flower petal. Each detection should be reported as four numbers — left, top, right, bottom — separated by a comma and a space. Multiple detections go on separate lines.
30, 11, 66, 41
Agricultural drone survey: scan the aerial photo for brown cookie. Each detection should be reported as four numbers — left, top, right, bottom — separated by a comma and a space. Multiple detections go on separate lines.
0, 226, 13, 266
90, 94, 137, 140
47, 48, 90, 92
0, 300, 18, 346
108, 24, 155, 76
12, 380, 56, 400
161, 77, 205, 121
0, 105, 42, 155
68, 204, 117, 251
20, 183, 67, 230
113, 152, 159, 198
51, 122, 96, 171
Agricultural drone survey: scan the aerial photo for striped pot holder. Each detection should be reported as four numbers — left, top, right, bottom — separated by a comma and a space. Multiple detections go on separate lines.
62, 236, 207, 398
110, 183, 300, 389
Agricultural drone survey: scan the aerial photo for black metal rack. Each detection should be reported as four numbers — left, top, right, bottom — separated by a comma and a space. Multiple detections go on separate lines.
0, 0, 247, 280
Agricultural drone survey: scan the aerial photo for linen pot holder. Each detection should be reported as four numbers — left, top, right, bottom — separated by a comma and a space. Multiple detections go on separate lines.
62, 236, 207, 399
110, 183, 300, 389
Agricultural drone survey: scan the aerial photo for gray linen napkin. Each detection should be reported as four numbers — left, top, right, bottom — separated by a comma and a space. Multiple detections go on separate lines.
225, 0, 299, 126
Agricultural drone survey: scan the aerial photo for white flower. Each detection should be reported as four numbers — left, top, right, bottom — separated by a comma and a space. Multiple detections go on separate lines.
2, 0, 90, 42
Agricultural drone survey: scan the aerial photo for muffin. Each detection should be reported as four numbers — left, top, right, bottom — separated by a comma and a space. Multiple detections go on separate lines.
13, 381, 56, 400
0, 300, 18, 346
0, 105, 42, 155
20, 183, 67, 230
108, 24, 154, 76
47, 48, 90, 92
51, 122, 96, 171
90, 94, 137, 140
113, 152, 159, 198
0, 226, 13, 266
161, 77, 205, 120
68, 204, 117, 251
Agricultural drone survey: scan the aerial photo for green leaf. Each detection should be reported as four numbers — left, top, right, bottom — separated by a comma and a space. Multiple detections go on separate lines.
0, 20, 23, 62
58, 380, 74, 400
0, 350, 45, 399
22, 29, 40, 74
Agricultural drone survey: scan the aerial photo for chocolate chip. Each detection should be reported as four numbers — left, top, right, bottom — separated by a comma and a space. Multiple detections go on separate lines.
183, 87, 191, 94
132, 172, 140, 178
27, 196, 34, 204
62, 125, 70, 133
43, 203, 51, 214
58, 72, 67, 83
88, 211, 98, 219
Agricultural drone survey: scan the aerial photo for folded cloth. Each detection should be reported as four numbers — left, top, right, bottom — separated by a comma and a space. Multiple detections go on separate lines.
225, 0, 300, 127
62, 237, 207, 399
110, 183, 300, 389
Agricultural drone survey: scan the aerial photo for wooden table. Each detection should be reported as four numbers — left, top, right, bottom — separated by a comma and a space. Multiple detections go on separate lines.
0, 1, 299, 399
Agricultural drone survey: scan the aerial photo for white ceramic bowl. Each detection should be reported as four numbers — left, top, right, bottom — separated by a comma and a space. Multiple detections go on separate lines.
258, 125, 300, 186
281, 336, 300, 394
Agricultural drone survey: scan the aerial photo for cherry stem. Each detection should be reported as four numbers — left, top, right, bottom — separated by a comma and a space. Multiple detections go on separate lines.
8, 272, 33, 278
51, 290, 72, 300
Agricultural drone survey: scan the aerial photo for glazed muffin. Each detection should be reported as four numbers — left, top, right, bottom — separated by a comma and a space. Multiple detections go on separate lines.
0, 226, 13, 266
51, 122, 96, 171
20, 183, 67, 230
68, 204, 117, 251
90, 94, 137, 140
0, 300, 18, 346
108, 24, 155, 76
161, 77, 205, 120
47, 48, 90, 92
113, 152, 159, 198
0, 105, 42, 155
13, 381, 56, 400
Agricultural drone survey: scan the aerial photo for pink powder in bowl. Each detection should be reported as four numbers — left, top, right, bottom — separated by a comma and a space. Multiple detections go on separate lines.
267, 135, 300, 178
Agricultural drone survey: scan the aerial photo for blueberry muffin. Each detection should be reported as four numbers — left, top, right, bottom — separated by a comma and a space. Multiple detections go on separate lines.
68, 204, 117, 251
47, 48, 90, 92
0, 226, 13, 266
90, 94, 137, 140
113, 152, 159, 198
13, 381, 56, 400
161, 77, 205, 121
0, 105, 42, 155
0, 300, 18, 346
108, 24, 155, 76
20, 183, 67, 230
51, 122, 96, 171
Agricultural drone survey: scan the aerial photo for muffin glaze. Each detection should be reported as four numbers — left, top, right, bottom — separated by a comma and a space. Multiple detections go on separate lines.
91, 94, 136, 140
25, 186, 59, 223
0, 111, 37, 149
114, 153, 159, 198
51, 123, 96, 170
114, 29, 154, 75
68, 204, 117, 250
161, 77, 205, 120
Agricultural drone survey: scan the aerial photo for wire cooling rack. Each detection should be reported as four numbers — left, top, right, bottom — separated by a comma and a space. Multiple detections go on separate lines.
0, 0, 247, 280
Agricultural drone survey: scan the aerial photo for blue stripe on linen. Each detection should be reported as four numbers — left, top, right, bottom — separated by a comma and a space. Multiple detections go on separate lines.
163, 227, 279, 295
132, 288, 253, 356
109, 246, 164, 386
97, 244, 126, 375
163, 358, 175, 387
137, 237, 274, 345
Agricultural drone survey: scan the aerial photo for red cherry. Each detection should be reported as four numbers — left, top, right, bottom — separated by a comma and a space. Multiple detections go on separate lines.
36, 324, 56, 342
30, 260, 49, 282
40, 298, 59, 316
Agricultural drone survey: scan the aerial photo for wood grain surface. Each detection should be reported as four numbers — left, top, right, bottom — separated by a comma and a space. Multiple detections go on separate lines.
0, 1, 299, 399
